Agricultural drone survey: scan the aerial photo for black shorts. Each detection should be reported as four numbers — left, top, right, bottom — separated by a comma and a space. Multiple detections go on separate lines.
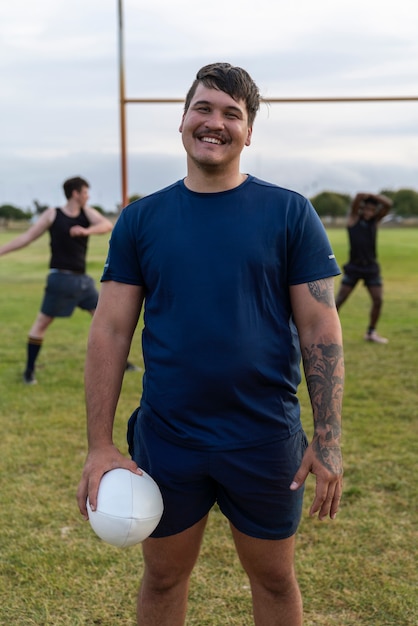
127, 409, 308, 540
341, 264, 382, 287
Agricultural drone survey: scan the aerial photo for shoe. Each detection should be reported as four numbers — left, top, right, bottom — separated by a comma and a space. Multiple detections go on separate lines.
23, 370, 37, 385
364, 331, 388, 344
125, 361, 141, 372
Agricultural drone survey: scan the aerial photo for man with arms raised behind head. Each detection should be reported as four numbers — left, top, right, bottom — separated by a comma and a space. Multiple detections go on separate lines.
77, 63, 344, 625
336, 191, 392, 343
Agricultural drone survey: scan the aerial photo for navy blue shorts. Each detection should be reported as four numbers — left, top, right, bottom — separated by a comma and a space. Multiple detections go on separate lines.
40, 271, 98, 317
127, 409, 308, 540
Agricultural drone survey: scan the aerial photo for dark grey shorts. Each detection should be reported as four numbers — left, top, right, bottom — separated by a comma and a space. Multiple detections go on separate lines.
40, 271, 98, 317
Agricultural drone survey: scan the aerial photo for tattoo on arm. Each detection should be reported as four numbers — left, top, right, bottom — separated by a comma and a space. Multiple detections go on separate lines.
304, 341, 344, 475
308, 278, 335, 308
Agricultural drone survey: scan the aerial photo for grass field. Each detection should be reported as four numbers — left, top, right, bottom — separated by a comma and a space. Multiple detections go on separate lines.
0, 227, 417, 625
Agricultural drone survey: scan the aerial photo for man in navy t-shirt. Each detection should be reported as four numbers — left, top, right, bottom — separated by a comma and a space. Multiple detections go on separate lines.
78, 63, 344, 626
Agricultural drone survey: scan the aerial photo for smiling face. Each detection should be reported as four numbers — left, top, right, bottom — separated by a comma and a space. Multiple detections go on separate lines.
179, 83, 252, 175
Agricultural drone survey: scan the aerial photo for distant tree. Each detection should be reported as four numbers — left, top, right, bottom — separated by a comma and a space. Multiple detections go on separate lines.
392, 189, 418, 217
379, 189, 396, 204
0, 204, 31, 227
310, 192, 351, 219
33, 200, 49, 215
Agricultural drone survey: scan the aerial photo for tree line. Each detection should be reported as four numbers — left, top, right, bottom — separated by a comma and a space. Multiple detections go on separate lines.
2, 188, 418, 225
310, 189, 418, 218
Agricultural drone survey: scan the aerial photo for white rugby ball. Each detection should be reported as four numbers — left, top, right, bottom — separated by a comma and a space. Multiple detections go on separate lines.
87, 468, 163, 548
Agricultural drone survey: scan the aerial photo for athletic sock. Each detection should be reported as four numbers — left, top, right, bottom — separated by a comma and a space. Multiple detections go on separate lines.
26, 336, 43, 374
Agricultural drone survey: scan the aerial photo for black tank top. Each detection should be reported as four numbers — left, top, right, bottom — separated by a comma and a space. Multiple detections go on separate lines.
347, 218, 378, 267
49, 208, 90, 273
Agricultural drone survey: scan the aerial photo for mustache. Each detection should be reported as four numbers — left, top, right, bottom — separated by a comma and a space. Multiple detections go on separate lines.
194, 131, 229, 143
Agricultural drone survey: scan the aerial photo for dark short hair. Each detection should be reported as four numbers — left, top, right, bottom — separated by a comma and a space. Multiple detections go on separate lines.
184, 62, 261, 126
63, 176, 89, 199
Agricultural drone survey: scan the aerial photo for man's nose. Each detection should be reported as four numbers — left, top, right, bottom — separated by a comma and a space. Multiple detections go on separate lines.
205, 110, 224, 129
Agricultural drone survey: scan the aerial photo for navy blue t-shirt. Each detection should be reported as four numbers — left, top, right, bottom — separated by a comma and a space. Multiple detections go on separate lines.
102, 176, 340, 450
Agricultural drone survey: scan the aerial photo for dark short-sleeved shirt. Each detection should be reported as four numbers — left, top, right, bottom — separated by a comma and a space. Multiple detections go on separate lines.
103, 176, 340, 450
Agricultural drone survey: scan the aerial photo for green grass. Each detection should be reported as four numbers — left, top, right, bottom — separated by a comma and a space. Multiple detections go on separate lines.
0, 228, 417, 625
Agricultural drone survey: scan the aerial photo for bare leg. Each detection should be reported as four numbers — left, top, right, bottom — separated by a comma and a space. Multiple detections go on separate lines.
28, 311, 55, 339
231, 524, 302, 626
363, 285, 388, 342
137, 516, 208, 626
366, 285, 383, 330
335, 283, 354, 311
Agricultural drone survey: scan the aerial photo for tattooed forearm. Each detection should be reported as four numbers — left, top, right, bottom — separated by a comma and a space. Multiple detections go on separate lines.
304, 341, 344, 475
308, 278, 335, 308
312, 439, 343, 475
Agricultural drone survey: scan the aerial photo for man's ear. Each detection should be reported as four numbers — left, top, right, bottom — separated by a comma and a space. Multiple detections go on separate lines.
179, 113, 185, 133
245, 127, 253, 147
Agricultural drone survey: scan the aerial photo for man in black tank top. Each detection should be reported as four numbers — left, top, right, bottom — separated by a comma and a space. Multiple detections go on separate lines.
0, 176, 138, 383
335, 192, 393, 343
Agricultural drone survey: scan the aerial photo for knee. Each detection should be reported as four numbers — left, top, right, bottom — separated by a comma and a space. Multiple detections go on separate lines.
142, 561, 192, 594
371, 294, 383, 308
30, 313, 54, 335
143, 571, 179, 595
249, 564, 298, 597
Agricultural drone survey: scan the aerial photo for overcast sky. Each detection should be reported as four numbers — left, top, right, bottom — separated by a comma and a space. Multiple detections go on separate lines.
1, 0, 417, 211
